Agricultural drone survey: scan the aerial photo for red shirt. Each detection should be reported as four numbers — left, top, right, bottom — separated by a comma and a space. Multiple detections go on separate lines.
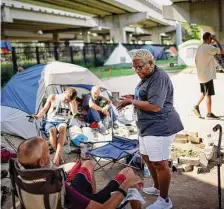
65, 183, 90, 209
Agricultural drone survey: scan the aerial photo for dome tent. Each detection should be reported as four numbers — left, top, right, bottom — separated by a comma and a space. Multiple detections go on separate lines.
141, 45, 168, 60
1, 61, 106, 139
178, 39, 202, 67
104, 43, 132, 67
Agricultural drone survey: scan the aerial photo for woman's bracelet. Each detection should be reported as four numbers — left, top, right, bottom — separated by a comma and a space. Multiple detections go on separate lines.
132, 99, 136, 106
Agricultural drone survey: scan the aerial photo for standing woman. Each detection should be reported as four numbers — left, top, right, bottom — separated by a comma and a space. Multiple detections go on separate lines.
117, 49, 183, 209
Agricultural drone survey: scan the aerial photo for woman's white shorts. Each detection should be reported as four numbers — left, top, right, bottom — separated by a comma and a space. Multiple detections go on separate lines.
139, 135, 175, 162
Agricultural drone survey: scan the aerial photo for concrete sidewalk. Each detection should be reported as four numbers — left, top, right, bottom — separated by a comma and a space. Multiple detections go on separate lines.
103, 68, 224, 140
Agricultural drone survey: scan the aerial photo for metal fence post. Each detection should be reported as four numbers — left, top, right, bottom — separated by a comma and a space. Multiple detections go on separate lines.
54, 43, 59, 61
83, 45, 86, 65
12, 47, 18, 73
93, 44, 97, 67
36, 46, 40, 64
70, 46, 74, 63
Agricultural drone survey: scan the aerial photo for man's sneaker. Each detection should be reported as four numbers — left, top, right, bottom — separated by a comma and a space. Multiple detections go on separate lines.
113, 121, 120, 130
103, 117, 110, 129
192, 105, 201, 117
206, 113, 220, 120
146, 196, 173, 209
99, 124, 109, 135
1, 170, 8, 179
143, 187, 160, 196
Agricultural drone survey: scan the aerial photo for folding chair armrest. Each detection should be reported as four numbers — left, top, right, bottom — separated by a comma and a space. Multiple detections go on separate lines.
83, 141, 111, 145
66, 112, 82, 126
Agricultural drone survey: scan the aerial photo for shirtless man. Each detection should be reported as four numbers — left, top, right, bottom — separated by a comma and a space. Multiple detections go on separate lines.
17, 137, 142, 209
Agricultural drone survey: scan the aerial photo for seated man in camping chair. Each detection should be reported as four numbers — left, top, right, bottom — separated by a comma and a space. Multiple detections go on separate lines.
35, 87, 78, 166
82, 86, 119, 135
17, 137, 142, 209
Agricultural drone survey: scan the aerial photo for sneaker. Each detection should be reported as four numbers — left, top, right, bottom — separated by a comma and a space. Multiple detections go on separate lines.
1, 170, 8, 179
143, 187, 160, 196
103, 117, 110, 129
146, 196, 173, 209
206, 113, 220, 120
113, 121, 120, 130
192, 105, 201, 117
99, 123, 109, 135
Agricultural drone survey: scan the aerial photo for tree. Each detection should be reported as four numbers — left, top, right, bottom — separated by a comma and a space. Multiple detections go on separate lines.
181, 23, 201, 42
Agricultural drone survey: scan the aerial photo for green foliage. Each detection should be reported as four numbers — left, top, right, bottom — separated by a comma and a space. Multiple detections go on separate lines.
156, 57, 177, 65
181, 23, 201, 42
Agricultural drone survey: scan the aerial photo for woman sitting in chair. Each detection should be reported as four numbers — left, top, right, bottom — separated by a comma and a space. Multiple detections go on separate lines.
35, 87, 78, 166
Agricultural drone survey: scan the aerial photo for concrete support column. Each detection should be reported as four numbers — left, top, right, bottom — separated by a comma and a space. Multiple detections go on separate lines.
218, 31, 224, 43
215, 28, 224, 44
83, 31, 90, 43
151, 33, 161, 44
110, 27, 126, 43
176, 22, 182, 46
102, 35, 107, 43
126, 33, 133, 43
170, 31, 176, 44
53, 33, 59, 42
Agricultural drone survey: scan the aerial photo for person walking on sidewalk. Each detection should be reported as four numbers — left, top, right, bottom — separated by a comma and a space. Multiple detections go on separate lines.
193, 32, 224, 119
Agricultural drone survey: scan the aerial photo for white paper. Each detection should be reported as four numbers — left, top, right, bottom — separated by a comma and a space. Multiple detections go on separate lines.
119, 188, 145, 208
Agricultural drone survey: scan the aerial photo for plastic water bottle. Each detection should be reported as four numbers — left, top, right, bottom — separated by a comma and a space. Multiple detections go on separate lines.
144, 163, 150, 178
80, 143, 87, 159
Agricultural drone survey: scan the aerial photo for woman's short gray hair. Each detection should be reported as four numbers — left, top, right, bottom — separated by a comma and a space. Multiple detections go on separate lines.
132, 49, 155, 64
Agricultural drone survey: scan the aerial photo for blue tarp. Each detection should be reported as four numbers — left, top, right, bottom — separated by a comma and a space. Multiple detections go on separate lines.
1, 64, 44, 114
0, 41, 12, 51
141, 45, 167, 60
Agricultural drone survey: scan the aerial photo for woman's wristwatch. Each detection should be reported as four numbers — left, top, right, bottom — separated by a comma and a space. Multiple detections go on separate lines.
115, 188, 127, 197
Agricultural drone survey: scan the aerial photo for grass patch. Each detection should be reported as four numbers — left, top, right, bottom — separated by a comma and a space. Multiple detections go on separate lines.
155, 57, 177, 65
89, 67, 135, 80
89, 64, 186, 80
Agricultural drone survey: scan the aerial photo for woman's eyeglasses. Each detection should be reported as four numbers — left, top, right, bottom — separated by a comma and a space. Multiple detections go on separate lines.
132, 63, 146, 71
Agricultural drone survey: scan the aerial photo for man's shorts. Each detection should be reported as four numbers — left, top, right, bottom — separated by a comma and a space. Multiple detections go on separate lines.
139, 135, 175, 162
70, 167, 126, 204
200, 79, 215, 96
44, 121, 67, 134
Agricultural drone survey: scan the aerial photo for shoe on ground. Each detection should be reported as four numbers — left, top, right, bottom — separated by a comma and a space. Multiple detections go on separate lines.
143, 187, 160, 196
113, 121, 120, 130
1, 170, 8, 179
99, 124, 109, 135
146, 196, 173, 209
192, 105, 201, 117
206, 113, 220, 120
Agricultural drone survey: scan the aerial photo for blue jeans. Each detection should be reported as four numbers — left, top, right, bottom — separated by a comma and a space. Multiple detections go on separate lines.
84, 107, 117, 124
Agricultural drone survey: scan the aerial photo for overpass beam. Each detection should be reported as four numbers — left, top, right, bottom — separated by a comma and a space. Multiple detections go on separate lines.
53, 33, 59, 42
150, 25, 176, 44
82, 31, 91, 43
110, 27, 126, 43
1, 6, 13, 22
97, 12, 148, 43
163, 1, 224, 43
151, 33, 161, 44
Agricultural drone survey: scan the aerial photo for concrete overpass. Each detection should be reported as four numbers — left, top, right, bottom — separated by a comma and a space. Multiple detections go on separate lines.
163, 0, 224, 43
1, 0, 177, 44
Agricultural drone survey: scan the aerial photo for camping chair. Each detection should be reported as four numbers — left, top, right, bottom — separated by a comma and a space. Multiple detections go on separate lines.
86, 107, 141, 178
26, 114, 78, 154
9, 158, 66, 209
